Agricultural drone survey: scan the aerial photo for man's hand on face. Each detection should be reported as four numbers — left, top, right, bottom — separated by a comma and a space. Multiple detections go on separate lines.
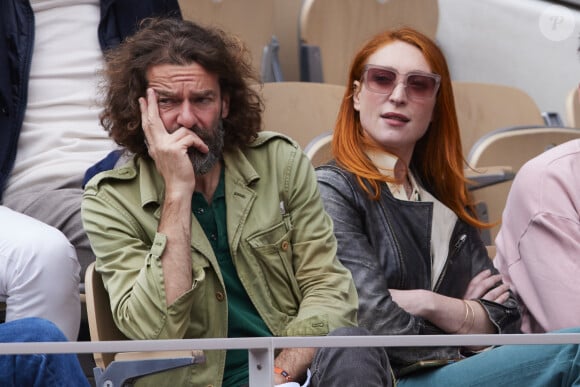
139, 88, 209, 197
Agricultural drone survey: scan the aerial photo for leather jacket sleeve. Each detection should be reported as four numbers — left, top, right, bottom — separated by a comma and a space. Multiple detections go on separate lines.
317, 166, 430, 335
453, 220, 521, 334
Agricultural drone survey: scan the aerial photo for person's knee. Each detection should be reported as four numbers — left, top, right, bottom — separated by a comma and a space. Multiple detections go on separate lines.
2, 318, 67, 343
35, 228, 77, 268
312, 326, 392, 386
25, 227, 80, 286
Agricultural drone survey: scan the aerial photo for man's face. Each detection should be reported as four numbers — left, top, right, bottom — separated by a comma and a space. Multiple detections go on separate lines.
146, 63, 229, 174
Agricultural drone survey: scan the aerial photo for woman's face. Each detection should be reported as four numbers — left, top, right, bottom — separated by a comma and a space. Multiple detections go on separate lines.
353, 41, 438, 165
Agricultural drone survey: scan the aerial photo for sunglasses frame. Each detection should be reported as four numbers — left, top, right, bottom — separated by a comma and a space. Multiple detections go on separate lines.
361, 64, 441, 101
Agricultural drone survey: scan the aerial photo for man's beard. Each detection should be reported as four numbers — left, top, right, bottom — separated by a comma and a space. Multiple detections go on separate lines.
187, 119, 225, 175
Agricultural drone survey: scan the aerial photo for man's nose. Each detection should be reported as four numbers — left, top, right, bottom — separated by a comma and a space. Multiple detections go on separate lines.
177, 101, 198, 128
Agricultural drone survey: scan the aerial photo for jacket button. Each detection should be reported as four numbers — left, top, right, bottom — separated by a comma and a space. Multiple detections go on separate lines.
281, 240, 289, 251
215, 291, 225, 302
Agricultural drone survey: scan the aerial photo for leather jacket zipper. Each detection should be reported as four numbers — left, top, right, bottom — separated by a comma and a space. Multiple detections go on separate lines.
433, 233, 467, 292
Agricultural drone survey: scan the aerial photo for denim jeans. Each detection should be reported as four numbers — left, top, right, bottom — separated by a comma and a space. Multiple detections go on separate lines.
0, 317, 89, 387
398, 327, 580, 387
310, 327, 580, 387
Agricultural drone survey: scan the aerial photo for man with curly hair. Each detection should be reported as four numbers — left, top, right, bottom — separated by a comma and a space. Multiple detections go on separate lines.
82, 17, 358, 387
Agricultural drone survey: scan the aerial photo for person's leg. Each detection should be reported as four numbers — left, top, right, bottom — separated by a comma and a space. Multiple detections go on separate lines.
310, 327, 393, 387
398, 328, 580, 387
0, 206, 81, 340
0, 317, 89, 387
3, 178, 94, 279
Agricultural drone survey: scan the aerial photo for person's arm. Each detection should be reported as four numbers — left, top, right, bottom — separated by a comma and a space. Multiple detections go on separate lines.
272, 146, 358, 382
81, 89, 212, 339
274, 348, 316, 385
139, 88, 209, 305
316, 167, 426, 335
510, 212, 580, 332
390, 265, 511, 334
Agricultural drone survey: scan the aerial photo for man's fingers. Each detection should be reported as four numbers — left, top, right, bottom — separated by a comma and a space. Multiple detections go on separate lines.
146, 88, 160, 119
141, 88, 167, 140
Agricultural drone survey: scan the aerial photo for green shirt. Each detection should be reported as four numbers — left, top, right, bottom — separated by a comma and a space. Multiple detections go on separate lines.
192, 168, 271, 387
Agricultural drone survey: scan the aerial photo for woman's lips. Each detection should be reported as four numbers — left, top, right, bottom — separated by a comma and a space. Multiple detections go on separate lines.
382, 112, 410, 126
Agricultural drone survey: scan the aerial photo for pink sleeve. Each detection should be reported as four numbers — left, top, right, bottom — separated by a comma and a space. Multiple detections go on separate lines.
510, 212, 580, 332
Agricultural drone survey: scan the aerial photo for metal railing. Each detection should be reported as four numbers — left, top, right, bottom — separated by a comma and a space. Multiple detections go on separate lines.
2, 333, 580, 386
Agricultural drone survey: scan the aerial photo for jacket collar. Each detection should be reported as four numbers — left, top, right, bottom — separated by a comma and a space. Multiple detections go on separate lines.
132, 146, 261, 208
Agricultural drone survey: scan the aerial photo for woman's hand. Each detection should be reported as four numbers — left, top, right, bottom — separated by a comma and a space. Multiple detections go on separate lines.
463, 269, 510, 304
390, 289, 435, 316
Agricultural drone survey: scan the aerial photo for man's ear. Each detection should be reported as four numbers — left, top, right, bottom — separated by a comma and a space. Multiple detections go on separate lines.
221, 93, 230, 118
353, 80, 362, 112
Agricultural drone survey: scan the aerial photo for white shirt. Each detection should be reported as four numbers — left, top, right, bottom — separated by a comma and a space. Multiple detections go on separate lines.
4, 0, 115, 198
366, 150, 458, 288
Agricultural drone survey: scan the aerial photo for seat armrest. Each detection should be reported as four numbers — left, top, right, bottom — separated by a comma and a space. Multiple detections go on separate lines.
466, 165, 515, 191
94, 350, 205, 387
114, 350, 204, 362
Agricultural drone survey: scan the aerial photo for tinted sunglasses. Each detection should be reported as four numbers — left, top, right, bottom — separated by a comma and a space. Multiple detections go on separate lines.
361, 64, 441, 101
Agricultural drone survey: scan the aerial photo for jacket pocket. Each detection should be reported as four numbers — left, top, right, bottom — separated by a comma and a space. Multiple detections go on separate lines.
246, 220, 302, 313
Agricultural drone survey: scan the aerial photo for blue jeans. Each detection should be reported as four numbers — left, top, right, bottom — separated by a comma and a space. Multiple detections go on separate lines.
0, 317, 89, 387
399, 328, 580, 387
310, 327, 580, 387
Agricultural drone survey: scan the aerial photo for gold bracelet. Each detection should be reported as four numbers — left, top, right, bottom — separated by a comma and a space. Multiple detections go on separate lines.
464, 301, 475, 333
451, 300, 469, 334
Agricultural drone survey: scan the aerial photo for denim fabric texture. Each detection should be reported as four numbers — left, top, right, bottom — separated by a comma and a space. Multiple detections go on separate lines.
0, 318, 89, 387
398, 327, 580, 387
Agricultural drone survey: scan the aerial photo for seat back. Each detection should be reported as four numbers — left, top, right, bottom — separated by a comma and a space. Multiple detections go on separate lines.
565, 87, 580, 128
467, 126, 580, 243
304, 132, 333, 167
258, 82, 345, 149
178, 0, 276, 79
299, 0, 439, 84
452, 81, 545, 158
85, 262, 129, 370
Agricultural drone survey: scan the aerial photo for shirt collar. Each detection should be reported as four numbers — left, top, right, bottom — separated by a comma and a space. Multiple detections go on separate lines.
365, 149, 421, 201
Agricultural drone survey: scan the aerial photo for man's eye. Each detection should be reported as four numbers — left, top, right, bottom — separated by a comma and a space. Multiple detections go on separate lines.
196, 97, 212, 104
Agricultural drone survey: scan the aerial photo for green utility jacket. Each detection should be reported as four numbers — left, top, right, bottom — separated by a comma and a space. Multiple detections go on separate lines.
82, 132, 358, 387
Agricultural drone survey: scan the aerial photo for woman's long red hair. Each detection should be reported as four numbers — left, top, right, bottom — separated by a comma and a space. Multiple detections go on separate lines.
332, 27, 489, 229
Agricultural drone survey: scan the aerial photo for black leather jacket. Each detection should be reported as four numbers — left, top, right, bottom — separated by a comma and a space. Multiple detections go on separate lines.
316, 163, 521, 376
0, 0, 181, 201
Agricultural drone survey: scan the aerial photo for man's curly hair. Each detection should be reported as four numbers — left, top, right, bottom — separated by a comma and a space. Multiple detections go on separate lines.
100, 17, 263, 158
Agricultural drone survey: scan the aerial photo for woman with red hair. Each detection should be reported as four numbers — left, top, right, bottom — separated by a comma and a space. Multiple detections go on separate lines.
314, 27, 580, 386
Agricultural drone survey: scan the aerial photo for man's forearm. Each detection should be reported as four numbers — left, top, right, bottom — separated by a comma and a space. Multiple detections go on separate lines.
158, 193, 193, 305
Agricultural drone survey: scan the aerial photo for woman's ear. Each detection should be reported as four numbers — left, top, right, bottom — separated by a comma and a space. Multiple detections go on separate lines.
353, 80, 362, 112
